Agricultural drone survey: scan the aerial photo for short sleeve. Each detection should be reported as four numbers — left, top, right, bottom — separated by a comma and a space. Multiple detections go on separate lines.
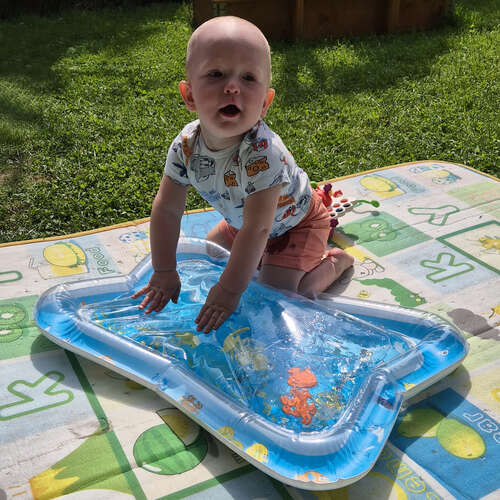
164, 136, 191, 187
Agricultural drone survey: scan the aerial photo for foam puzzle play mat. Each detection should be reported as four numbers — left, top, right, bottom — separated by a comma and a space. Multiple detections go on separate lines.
1, 161, 499, 499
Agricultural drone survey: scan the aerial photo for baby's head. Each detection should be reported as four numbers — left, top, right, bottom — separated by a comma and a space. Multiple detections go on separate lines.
179, 17, 275, 150
186, 16, 272, 85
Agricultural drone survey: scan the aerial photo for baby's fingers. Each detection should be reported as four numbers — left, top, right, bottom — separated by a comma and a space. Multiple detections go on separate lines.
171, 284, 181, 304
195, 304, 210, 328
131, 285, 150, 299
143, 291, 165, 314
196, 306, 225, 333
206, 310, 227, 333
195, 305, 218, 332
138, 292, 153, 311
151, 294, 172, 313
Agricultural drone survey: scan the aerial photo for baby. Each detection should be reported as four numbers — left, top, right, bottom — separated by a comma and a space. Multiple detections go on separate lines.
133, 16, 353, 332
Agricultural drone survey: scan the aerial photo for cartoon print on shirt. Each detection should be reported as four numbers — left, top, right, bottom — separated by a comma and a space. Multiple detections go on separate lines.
224, 170, 239, 187
277, 194, 295, 208
231, 152, 241, 169
247, 122, 259, 142
172, 162, 188, 179
246, 157, 270, 177
243, 129, 270, 152
191, 154, 216, 182
165, 120, 314, 240
182, 136, 192, 164
199, 190, 222, 205
251, 138, 269, 152
276, 205, 297, 222
296, 194, 311, 211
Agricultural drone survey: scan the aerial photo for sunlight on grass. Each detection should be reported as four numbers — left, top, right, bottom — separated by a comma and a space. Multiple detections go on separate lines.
0, 0, 498, 242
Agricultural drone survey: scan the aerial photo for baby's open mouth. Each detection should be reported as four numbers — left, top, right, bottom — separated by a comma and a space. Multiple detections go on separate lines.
219, 104, 240, 117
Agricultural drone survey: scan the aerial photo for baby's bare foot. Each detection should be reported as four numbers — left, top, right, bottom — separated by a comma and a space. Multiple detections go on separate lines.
323, 248, 354, 280
297, 248, 354, 298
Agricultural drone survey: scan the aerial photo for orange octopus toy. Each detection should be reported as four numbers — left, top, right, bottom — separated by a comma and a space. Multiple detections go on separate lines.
280, 367, 318, 425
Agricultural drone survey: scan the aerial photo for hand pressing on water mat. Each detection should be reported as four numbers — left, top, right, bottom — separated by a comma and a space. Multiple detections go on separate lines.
131, 270, 181, 314
195, 281, 241, 333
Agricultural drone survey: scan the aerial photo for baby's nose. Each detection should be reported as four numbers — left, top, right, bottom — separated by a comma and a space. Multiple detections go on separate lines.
224, 79, 240, 94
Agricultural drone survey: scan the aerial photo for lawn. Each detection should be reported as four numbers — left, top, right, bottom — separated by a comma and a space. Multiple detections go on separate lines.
0, 0, 498, 243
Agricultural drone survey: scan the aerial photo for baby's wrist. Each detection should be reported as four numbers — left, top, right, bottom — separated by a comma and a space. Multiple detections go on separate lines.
153, 267, 177, 273
217, 279, 245, 296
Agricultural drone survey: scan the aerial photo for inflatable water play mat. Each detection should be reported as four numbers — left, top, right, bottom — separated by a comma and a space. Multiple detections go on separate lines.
33, 237, 468, 490
1, 161, 499, 499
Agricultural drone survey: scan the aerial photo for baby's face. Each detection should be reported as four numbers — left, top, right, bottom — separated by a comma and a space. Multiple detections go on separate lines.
180, 20, 274, 150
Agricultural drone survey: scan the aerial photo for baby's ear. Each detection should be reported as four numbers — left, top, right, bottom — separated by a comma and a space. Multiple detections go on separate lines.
260, 88, 275, 118
179, 81, 196, 111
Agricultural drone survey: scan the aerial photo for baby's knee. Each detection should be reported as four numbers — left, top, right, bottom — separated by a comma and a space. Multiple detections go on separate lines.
297, 281, 317, 299
206, 224, 232, 251
297, 273, 327, 299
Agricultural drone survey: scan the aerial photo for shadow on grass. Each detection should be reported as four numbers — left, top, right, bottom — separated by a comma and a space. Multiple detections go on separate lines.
271, 29, 451, 105
271, 0, 499, 105
0, 2, 187, 152
3, 0, 496, 144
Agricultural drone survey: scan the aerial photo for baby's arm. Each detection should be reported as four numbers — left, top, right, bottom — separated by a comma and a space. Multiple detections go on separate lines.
195, 184, 282, 332
132, 175, 187, 313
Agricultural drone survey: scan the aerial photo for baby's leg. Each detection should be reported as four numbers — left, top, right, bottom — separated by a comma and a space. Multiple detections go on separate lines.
258, 248, 353, 298
257, 265, 306, 292
297, 248, 354, 298
206, 223, 233, 251
205, 220, 246, 261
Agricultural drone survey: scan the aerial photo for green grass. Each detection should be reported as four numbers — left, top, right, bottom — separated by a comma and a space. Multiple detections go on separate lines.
0, 0, 498, 243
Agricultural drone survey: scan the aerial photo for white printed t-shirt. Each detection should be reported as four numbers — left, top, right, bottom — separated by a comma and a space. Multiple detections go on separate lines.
164, 119, 312, 238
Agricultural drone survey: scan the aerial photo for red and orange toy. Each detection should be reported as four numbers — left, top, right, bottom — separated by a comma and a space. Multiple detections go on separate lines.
280, 367, 318, 425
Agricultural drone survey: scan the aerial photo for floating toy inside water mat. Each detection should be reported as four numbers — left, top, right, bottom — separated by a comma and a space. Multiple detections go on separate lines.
35, 238, 467, 490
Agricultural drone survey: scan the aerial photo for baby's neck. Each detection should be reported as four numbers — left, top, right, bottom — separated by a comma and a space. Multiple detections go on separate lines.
198, 121, 259, 151
200, 132, 243, 152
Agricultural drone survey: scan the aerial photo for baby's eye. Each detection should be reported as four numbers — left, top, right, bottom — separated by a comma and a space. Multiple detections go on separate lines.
242, 74, 256, 82
208, 70, 223, 78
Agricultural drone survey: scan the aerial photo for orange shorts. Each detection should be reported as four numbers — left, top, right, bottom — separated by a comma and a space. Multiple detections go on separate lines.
214, 191, 331, 272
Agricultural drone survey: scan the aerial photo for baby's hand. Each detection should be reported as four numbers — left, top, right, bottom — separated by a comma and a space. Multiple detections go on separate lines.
195, 281, 241, 333
131, 270, 181, 314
